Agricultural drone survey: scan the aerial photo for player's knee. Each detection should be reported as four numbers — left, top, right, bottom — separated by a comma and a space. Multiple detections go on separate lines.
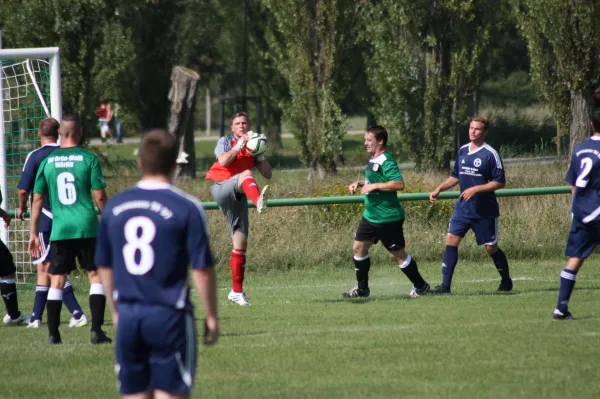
485, 244, 498, 255
352, 241, 368, 257
239, 170, 253, 179
87, 270, 100, 284
445, 234, 461, 246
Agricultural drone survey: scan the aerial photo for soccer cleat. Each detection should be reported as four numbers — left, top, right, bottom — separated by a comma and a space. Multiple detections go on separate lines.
429, 285, 451, 295
3, 312, 30, 326
69, 314, 89, 328
27, 319, 41, 329
409, 282, 430, 298
553, 309, 574, 320
257, 185, 271, 214
497, 279, 513, 292
228, 290, 251, 306
48, 334, 62, 345
90, 329, 113, 344
341, 286, 370, 298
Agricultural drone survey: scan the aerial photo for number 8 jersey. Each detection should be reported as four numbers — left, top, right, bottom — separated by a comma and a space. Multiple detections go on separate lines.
34, 147, 107, 241
94, 181, 214, 310
566, 136, 600, 223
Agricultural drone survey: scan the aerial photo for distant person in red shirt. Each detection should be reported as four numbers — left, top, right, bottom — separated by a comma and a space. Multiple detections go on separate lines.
96, 97, 114, 142
206, 112, 272, 306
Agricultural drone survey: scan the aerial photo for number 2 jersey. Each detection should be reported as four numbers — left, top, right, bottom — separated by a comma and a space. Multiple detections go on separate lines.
34, 147, 106, 241
95, 181, 214, 311
565, 136, 600, 223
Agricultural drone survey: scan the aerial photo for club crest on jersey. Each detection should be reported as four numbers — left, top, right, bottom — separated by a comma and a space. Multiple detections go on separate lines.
474, 158, 482, 167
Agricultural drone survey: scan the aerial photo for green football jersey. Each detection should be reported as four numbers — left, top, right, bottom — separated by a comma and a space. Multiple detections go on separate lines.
34, 147, 106, 241
363, 152, 405, 223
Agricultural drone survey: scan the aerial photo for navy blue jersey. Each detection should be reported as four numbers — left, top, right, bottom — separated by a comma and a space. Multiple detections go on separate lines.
565, 136, 600, 223
95, 181, 214, 311
17, 143, 60, 233
451, 143, 505, 219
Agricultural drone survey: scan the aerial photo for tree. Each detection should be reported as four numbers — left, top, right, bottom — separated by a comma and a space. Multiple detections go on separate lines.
262, 0, 360, 178
364, 0, 496, 170
513, 0, 600, 155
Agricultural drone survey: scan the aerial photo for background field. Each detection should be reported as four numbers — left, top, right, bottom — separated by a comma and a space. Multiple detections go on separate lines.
2, 147, 598, 399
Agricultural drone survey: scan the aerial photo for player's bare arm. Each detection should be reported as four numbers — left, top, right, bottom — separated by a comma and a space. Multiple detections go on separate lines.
97, 266, 118, 327
0, 207, 12, 228
28, 193, 45, 258
361, 180, 404, 194
93, 188, 108, 212
217, 135, 249, 167
17, 188, 29, 221
255, 157, 272, 179
430, 176, 460, 203
349, 180, 365, 194
192, 268, 219, 346
460, 181, 505, 201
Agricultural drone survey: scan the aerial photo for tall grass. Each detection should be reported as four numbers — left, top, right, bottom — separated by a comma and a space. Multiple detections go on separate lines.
103, 160, 575, 272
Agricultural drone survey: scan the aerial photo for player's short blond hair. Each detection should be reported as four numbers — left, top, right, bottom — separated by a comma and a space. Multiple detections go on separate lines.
471, 116, 489, 131
230, 112, 248, 125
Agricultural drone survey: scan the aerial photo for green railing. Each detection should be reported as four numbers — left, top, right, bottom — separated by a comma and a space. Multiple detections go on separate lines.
10, 186, 571, 216
201, 185, 572, 210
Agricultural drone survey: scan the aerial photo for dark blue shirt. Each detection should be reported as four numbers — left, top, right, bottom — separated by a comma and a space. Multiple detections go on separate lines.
95, 181, 214, 311
17, 143, 60, 233
451, 143, 505, 219
565, 136, 600, 223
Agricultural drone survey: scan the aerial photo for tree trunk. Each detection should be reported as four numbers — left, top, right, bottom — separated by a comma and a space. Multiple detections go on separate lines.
569, 89, 591, 157
168, 66, 199, 181
556, 126, 561, 156
205, 88, 211, 136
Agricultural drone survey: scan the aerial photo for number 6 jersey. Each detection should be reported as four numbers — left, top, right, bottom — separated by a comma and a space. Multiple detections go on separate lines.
565, 136, 600, 223
94, 181, 214, 310
33, 147, 106, 241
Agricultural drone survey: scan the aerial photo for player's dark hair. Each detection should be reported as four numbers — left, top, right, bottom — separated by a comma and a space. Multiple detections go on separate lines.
138, 129, 179, 176
471, 116, 489, 131
60, 114, 81, 131
230, 112, 248, 124
100, 96, 110, 104
39, 117, 59, 139
591, 108, 600, 133
366, 125, 388, 147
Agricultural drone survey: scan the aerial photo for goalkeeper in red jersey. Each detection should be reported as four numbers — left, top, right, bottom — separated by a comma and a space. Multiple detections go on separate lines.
206, 112, 272, 306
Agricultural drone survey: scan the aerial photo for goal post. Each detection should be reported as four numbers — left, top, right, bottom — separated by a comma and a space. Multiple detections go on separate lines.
0, 46, 62, 282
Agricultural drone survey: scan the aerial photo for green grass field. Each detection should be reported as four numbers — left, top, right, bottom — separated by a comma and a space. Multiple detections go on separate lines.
2, 260, 599, 399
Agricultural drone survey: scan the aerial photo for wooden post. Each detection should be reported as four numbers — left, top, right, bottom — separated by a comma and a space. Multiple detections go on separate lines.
168, 66, 199, 180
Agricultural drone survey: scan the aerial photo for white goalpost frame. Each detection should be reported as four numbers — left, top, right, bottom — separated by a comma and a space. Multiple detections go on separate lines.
0, 44, 62, 260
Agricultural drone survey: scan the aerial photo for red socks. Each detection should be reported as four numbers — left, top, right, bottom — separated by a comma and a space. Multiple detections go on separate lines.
241, 175, 261, 206
230, 249, 246, 293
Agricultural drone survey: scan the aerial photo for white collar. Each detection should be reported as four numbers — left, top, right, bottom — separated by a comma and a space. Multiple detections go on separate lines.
136, 181, 172, 190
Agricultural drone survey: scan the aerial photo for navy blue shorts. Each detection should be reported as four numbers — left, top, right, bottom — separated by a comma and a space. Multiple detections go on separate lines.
448, 213, 499, 246
116, 303, 197, 395
32, 231, 51, 264
565, 217, 600, 259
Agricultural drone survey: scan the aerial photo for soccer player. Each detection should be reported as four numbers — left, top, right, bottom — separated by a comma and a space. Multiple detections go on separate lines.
553, 108, 600, 320
0, 207, 30, 326
429, 116, 512, 294
28, 114, 111, 344
342, 125, 430, 298
17, 117, 88, 329
96, 129, 218, 399
205, 112, 272, 306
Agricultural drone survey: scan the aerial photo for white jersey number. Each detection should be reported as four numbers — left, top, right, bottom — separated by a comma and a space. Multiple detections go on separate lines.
575, 157, 593, 188
123, 216, 156, 275
57, 172, 77, 205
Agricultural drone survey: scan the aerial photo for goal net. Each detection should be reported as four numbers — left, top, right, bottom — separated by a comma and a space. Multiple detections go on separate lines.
0, 47, 62, 283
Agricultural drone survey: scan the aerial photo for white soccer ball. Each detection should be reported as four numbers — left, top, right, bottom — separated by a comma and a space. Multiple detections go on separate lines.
246, 133, 267, 156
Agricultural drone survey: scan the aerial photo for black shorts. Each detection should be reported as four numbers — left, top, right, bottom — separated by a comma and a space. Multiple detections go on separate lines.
354, 217, 406, 251
0, 240, 16, 276
49, 238, 97, 275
